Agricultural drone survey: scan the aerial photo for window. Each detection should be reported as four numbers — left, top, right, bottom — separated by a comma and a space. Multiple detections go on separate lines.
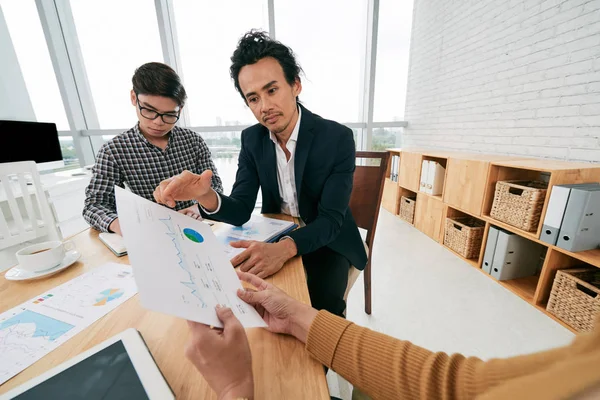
70, 0, 163, 129
58, 137, 79, 168
199, 132, 241, 195
173, 0, 268, 126
1, 0, 69, 130
372, 127, 402, 151
275, 0, 369, 122
373, 0, 413, 122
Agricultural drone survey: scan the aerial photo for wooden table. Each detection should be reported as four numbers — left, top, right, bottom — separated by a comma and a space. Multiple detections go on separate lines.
0, 220, 329, 399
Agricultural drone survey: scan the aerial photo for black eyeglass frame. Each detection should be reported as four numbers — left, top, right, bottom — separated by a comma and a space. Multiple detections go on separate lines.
135, 94, 181, 124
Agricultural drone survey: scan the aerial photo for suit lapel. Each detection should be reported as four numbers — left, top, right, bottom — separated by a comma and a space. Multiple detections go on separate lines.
261, 132, 279, 202
294, 106, 315, 195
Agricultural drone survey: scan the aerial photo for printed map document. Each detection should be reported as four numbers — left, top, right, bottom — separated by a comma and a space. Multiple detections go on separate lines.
0, 263, 137, 385
214, 214, 297, 259
115, 187, 266, 329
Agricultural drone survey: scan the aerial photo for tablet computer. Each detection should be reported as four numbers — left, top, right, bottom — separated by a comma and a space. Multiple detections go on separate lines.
1, 328, 174, 400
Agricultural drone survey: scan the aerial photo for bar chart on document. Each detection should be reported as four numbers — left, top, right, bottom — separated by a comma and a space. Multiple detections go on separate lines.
115, 187, 266, 328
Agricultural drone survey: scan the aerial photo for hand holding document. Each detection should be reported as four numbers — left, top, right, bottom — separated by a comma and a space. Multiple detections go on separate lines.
115, 187, 266, 328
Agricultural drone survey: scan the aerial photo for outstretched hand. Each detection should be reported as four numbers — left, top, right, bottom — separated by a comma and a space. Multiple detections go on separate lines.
154, 170, 214, 208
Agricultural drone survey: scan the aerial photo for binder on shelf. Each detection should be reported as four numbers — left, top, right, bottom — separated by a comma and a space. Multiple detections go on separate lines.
392, 155, 400, 182
427, 161, 446, 196
419, 160, 429, 192
482, 226, 500, 274
556, 186, 600, 252
490, 230, 544, 281
419, 160, 446, 196
541, 183, 600, 245
389, 155, 399, 182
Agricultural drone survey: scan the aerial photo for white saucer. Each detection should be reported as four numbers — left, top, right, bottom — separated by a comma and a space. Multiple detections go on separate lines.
4, 250, 81, 281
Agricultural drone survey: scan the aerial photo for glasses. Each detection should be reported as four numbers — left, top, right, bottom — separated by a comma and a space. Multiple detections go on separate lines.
136, 95, 180, 124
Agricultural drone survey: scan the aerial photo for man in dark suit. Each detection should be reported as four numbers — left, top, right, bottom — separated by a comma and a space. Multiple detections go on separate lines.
154, 31, 367, 317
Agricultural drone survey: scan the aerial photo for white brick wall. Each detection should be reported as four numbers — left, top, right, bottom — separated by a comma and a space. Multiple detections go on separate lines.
403, 0, 600, 161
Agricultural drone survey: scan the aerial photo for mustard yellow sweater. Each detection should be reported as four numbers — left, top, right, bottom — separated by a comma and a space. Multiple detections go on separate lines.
306, 311, 600, 400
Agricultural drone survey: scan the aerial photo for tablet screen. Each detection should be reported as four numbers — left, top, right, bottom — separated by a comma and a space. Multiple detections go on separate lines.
13, 340, 149, 400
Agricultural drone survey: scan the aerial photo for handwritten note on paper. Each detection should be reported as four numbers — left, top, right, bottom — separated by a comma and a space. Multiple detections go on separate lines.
115, 187, 266, 328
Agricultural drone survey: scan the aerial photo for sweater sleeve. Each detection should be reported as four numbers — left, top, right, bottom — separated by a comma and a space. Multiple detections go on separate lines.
305, 311, 573, 400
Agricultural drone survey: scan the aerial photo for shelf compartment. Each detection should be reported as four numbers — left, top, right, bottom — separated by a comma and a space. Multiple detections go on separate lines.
534, 247, 598, 306
443, 207, 486, 261
398, 187, 418, 224
414, 192, 446, 243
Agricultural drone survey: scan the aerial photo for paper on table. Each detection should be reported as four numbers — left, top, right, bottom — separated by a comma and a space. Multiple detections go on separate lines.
0, 263, 137, 385
115, 187, 266, 328
214, 214, 297, 260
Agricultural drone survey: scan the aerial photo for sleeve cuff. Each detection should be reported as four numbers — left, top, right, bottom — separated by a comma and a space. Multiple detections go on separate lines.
198, 191, 222, 215
102, 215, 119, 233
305, 310, 353, 367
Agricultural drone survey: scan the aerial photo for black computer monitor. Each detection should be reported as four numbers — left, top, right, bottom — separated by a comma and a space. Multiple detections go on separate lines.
0, 120, 64, 171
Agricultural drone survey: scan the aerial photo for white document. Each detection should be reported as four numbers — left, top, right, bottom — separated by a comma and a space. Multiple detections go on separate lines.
420, 160, 429, 193
0, 263, 137, 385
115, 187, 266, 329
214, 214, 297, 260
427, 161, 446, 196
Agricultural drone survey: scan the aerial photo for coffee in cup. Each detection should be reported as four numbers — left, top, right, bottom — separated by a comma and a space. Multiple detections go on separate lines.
16, 240, 76, 273
30, 248, 51, 255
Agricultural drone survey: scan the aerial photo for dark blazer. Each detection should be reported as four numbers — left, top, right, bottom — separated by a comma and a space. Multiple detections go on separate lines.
208, 105, 367, 270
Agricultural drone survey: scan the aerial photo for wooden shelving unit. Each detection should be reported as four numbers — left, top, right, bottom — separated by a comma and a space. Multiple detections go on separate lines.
383, 148, 600, 333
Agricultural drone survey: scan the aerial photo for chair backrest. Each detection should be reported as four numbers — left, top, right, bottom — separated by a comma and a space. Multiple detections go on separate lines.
0, 161, 58, 250
349, 151, 390, 247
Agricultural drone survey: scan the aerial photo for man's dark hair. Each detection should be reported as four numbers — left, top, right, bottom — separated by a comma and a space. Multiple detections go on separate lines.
230, 30, 303, 102
132, 62, 187, 106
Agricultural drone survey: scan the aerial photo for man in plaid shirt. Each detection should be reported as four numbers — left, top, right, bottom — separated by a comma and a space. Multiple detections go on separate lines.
83, 62, 223, 235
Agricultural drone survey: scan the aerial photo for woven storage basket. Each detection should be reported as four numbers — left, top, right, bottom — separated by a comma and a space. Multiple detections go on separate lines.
490, 180, 548, 232
547, 268, 600, 332
399, 196, 416, 224
444, 217, 485, 259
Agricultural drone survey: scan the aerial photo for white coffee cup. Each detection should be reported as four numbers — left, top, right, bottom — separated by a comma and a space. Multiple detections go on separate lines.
16, 240, 76, 273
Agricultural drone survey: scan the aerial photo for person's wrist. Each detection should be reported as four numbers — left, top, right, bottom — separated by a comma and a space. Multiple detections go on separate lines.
289, 303, 318, 344
197, 189, 217, 211
108, 218, 121, 235
278, 237, 297, 259
218, 377, 254, 400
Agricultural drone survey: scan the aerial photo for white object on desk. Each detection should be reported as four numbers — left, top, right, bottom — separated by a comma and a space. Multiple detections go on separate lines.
4, 250, 81, 281
115, 186, 266, 328
99, 232, 127, 256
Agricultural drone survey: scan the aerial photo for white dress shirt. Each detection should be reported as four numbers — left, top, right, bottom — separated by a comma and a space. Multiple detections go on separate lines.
269, 107, 302, 218
203, 108, 302, 218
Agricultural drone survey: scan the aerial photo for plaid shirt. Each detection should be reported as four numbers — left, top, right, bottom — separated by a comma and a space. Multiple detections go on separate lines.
83, 124, 223, 232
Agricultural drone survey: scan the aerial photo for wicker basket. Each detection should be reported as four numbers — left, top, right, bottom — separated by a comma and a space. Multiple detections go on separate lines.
547, 268, 600, 332
399, 196, 416, 224
490, 180, 548, 232
444, 217, 485, 259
